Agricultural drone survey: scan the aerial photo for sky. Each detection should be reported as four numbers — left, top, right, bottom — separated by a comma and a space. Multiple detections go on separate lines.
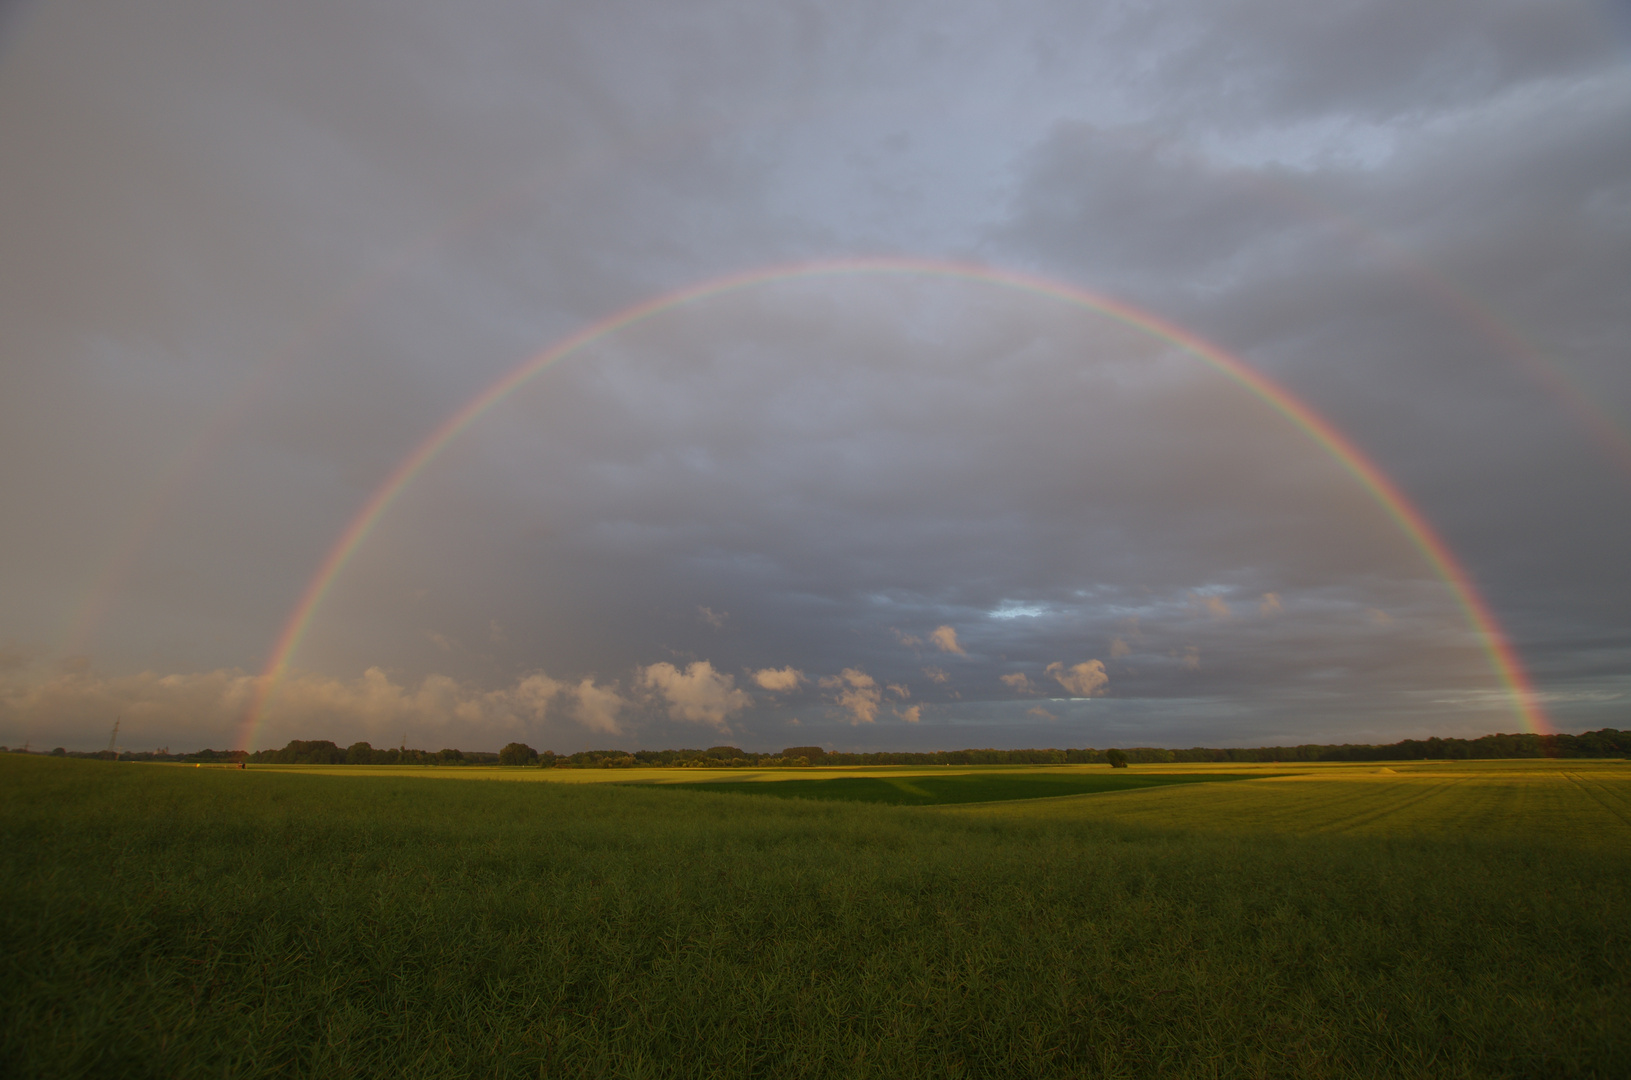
1, 0, 1628, 755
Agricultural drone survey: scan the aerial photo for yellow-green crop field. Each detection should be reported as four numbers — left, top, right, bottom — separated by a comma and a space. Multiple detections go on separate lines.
2, 755, 1627, 1077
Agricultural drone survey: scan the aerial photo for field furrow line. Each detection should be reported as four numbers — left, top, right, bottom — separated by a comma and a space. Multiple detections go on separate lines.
1563, 773, 1631, 831
1316, 777, 1468, 835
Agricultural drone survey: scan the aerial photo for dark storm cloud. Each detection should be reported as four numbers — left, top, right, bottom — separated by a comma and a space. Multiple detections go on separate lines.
1, 0, 1625, 752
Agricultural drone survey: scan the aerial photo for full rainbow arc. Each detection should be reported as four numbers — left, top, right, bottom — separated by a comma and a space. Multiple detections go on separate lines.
236, 257, 1550, 749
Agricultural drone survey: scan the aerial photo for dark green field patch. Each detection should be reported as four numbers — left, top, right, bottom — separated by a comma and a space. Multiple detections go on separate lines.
668, 770, 1266, 805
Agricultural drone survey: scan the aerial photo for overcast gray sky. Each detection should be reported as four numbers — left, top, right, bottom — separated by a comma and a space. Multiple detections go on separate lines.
2, 0, 1628, 754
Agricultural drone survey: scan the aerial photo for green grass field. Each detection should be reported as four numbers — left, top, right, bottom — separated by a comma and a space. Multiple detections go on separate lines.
2, 756, 1628, 1078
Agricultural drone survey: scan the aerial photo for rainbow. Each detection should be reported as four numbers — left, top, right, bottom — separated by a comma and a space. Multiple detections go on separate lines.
74, 173, 1628, 679
236, 257, 1550, 748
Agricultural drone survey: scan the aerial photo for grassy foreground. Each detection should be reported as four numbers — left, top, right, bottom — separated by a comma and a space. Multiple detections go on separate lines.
2, 756, 1628, 1078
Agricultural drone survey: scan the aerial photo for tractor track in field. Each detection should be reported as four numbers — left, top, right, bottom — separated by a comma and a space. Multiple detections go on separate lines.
1562, 772, 1631, 830
1314, 776, 1470, 835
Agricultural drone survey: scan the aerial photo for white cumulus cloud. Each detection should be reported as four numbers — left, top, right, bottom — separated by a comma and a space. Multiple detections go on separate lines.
999, 672, 1033, 693
639, 660, 750, 731
819, 667, 881, 725
1045, 660, 1108, 698
566, 677, 626, 735
751, 666, 804, 692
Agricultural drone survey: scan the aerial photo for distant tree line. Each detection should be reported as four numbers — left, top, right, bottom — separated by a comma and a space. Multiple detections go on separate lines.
531, 745, 1093, 768
32, 741, 495, 765
23, 728, 1628, 766
529, 730, 1631, 767
243, 741, 501, 766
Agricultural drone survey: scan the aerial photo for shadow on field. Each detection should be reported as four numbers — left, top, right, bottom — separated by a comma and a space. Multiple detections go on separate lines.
652, 771, 1271, 806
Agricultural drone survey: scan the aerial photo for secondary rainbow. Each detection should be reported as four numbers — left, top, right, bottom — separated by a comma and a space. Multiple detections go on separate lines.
236, 257, 1550, 748
1252, 175, 1631, 484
